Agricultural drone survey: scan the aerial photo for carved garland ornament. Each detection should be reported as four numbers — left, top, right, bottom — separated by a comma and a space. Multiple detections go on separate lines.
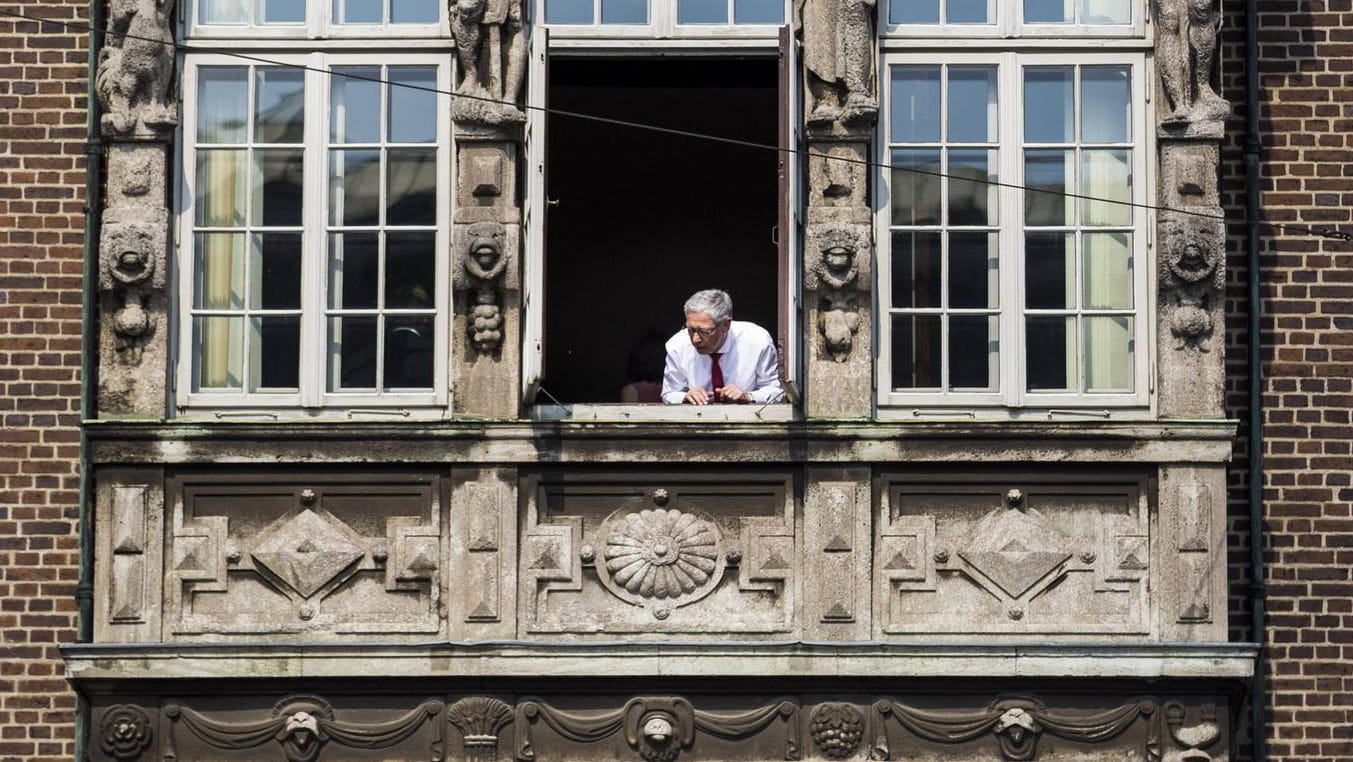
594, 506, 726, 618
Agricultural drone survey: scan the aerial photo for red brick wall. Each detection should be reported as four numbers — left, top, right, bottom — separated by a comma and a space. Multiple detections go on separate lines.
0, 1, 87, 759
1221, 0, 1353, 759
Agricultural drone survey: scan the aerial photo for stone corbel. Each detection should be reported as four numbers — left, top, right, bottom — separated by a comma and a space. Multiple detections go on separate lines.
805, 222, 871, 363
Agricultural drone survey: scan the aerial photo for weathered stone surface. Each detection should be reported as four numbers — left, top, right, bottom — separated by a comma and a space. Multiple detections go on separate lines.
94, 469, 165, 643
450, 468, 519, 638
1153, 0, 1230, 138
796, 0, 878, 136
1156, 209, 1226, 417
450, 0, 526, 128
803, 471, 871, 639
1159, 464, 1227, 641
96, 0, 178, 140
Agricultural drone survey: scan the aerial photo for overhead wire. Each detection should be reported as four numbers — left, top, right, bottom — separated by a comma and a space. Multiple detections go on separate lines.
5, 7, 1349, 241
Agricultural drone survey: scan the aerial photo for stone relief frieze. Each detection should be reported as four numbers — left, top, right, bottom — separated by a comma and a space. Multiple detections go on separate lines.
521, 477, 796, 635
809, 703, 865, 759
877, 477, 1151, 636
168, 477, 442, 638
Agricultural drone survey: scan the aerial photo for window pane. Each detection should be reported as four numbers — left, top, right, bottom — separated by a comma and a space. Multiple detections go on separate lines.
891, 231, 941, 309
332, 67, 382, 144
387, 149, 437, 225
332, 149, 382, 226
194, 316, 244, 390
1024, 150, 1073, 226
1084, 316, 1133, 391
891, 0, 939, 24
255, 69, 305, 144
734, 0, 782, 23
890, 67, 941, 142
255, 316, 301, 389
195, 233, 246, 309
329, 232, 380, 309
603, 0, 648, 22
389, 68, 438, 143
1026, 316, 1074, 390
386, 232, 437, 308
892, 314, 941, 388
262, 0, 305, 23
546, 0, 594, 23
197, 69, 248, 143
891, 149, 942, 225
1081, 67, 1131, 143
948, 67, 997, 143
1083, 233, 1132, 308
330, 316, 379, 390
1025, 232, 1074, 309
950, 315, 997, 389
255, 233, 302, 309
1025, 0, 1072, 22
254, 150, 305, 226
948, 149, 996, 226
948, 0, 991, 22
1024, 68, 1073, 143
392, 0, 439, 22
949, 232, 996, 308
336, 0, 383, 23
196, 150, 247, 227
679, 0, 727, 23
1082, 0, 1129, 23
201, 0, 247, 24
1081, 149, 1131, 226
384, 316, 434, 388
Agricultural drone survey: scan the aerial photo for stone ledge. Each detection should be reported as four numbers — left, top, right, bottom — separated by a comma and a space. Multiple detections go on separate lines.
64, 641, 1257, 682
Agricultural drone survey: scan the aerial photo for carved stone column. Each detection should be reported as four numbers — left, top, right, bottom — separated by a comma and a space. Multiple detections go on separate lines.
450, 0, 527, 418
1153, 0, 1229, 417
797, 0, 878, 419
94, 0, 179, 417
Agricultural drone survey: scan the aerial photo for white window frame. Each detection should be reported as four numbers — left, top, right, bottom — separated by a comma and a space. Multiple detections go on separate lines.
538, 0, 786, 39
875, 50, 1152, 418
175, 52, 452, 414
184, 0, 446, 40
881, 0, 1143, 38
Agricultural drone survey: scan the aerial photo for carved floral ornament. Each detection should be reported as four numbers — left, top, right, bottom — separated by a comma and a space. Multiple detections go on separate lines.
99, 704, 153, 761
591, 500, 727, 619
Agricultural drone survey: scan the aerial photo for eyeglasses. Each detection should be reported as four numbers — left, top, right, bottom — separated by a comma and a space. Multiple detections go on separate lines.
684, 324, 721, 338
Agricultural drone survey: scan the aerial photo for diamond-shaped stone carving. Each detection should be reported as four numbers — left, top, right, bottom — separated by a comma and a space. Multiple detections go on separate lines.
252, 509, 365, 598
960, 506, 1071, 600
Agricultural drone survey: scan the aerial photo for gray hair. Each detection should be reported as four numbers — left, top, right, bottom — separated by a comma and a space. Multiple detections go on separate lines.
683, 289, 732, 323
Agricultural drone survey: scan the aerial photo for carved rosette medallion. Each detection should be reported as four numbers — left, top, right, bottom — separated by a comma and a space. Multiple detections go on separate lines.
810, 703, 863, 759
99, 704, 153, 760
596, 508, 725, 618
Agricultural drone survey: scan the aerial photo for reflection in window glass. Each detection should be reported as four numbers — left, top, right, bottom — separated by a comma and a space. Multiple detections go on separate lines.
546, 0, 593, 23
603, 0, 648, 22
733, 0, 782, 23
332, 68, 382, 144
891, 0, 939, 24
679, 0, 726, 24
890, 67, 941, 143
388, 68, 439, 143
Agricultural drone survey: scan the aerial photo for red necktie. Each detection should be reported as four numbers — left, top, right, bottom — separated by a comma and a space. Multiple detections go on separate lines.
710, 352, 724, 402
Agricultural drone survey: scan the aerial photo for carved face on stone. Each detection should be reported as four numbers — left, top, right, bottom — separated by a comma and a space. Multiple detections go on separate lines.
994, 707, 1040, 760
463, 221, 507, 281
643, 714, 675, 744
285, 711, 320, 748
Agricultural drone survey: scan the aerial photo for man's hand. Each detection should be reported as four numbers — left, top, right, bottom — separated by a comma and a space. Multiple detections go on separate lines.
683, 387, 712, 405
716, 384, 753, 404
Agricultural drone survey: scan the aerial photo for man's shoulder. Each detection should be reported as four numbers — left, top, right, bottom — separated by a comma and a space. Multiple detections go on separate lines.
664, 329, 689, 353
731, 320, 774, 346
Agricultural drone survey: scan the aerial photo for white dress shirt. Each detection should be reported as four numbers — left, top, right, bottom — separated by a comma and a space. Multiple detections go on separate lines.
661, 321, 785, 405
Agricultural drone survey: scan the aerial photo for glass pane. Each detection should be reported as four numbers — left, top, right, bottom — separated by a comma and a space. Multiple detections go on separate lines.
546, 0, 594, 23
734, 0, 782, 23
1084, 316, 1133, 391
255, 316, 301, 389
331, 67, 382, 144
254, 150, 304, 227
1082, 0, 1129, 23
1024, 68, 1074, 143
330, 316, 378, 390
948, 67, 997, 143
1081, 149, 1131, 226
389, 68, 438, 143
201, 0, 248, 24
195, 150, 247, 227
603, 0, 648, 21
948, 149, 996, 226
892, 314, 941, 388
890, 67, 941, 142
197, 69, 248, 143
1026, 316, 1074, 390
262, 0, 305, 22
384, 316, 435, 388
891, 0, 939, 24
194, 233, 246, 309
387, 149, 437, 225
331, 149, 382, 226
948, 0, 991, 22
1024, 149, 1073, 226
1083, 233, 1133, 308
336, 0, 383, 23
255, 233, 302, 309
891, 149, 942, 225
1081, 67, 1131, 143
950, 315, 997, 389
1025, 0, 1072, 22
194, 316, 244, 390
679, 0, 727, 23
329, 232, 380, 309
891, 231, 941, 309
386, 232, 437, 308
949, 232, 997, 308
392, 0, 439, 22
1025, 232, 1074, 309
255, 69, 305, 144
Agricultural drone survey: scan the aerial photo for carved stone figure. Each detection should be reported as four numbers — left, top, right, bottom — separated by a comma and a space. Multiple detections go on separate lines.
992, 707, 1040, 761
796, 0, 878, 129
1158, 212, 1225, 350
1154, 0, 1229, 126
810, 703, 864, 759
807, 224, 868, 362
450, 0, 526, 125
97, 0, 178, 139
99, 221, 165, 363
100, 704, 153, 761
460, 221, 511, 354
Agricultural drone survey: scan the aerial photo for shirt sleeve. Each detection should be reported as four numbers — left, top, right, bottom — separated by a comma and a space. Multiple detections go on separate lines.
660, 344, 690, 405
747, 337, 785, 404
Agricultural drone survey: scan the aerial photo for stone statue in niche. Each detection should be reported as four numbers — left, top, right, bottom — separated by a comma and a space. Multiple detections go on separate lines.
450, 0, 526, 126
807, 224, 869, 362
99, 220, 163, 364
1159, 213, 1225, 350
796, 0, 878, 129
460, 221, 510, 354
1154, 0, 1230, 126
97, 0, 178, 139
